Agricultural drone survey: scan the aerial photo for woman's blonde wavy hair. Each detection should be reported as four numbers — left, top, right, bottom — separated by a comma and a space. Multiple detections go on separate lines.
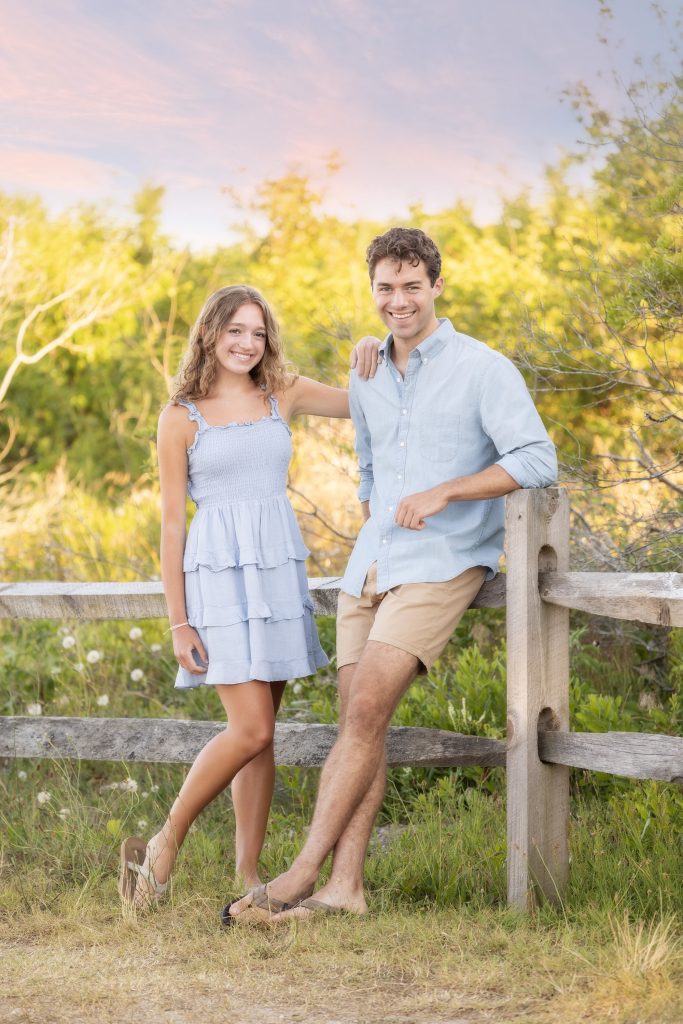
170, 285, 292, 403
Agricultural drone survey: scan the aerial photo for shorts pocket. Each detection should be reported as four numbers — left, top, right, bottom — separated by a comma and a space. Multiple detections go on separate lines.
419, 416, 460, 462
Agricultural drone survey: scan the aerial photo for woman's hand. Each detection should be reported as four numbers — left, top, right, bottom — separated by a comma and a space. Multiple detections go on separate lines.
172, 625, 209, 674
350, 336, 383, 380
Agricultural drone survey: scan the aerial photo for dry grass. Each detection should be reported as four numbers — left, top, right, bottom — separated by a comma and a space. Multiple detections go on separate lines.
1, 888, 681, 1024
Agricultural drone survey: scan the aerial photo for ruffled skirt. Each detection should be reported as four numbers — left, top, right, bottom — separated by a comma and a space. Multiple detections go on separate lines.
174, 495, 329, 687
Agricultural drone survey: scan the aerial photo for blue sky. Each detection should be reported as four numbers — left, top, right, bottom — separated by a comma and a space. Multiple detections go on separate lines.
0, 1, 675, 247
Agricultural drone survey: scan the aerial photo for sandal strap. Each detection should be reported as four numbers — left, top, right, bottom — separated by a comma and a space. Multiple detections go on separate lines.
127, 860, 168, 895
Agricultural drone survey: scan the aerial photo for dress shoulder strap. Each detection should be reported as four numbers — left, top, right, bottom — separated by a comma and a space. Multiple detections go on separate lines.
268, 394, 292, 435
176, 399, 208, 429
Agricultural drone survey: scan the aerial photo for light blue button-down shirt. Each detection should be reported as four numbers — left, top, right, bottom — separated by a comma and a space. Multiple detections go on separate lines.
340, 318, 557, 597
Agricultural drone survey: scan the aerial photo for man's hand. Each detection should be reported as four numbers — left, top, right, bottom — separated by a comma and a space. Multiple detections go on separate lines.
395, 484, 449, 530
350, 336, 382, 380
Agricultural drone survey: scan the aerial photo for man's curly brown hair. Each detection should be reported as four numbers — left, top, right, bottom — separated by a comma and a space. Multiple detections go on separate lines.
366, 227, 442, 285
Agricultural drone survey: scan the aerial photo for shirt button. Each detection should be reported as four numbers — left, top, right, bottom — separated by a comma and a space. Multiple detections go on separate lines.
397, 473, 402, 479
388, 505, 394, 511
402, 408, 407, 414
399, 441, 405, 447
396, 376, 401, 382
422, 357, 428, 364
382, 538, 388, 544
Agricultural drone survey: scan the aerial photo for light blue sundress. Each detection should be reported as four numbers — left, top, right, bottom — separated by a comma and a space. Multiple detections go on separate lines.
174, 396, 329, 688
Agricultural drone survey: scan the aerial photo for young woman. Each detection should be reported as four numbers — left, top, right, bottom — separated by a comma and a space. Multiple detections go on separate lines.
118, 285, 378, 908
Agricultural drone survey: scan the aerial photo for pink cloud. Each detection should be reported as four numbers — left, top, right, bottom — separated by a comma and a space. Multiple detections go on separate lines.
0, 6, 196, 135
0, 147, 119, 192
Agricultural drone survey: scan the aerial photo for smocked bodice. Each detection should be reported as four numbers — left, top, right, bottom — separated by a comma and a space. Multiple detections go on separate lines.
180, 397, 292, 507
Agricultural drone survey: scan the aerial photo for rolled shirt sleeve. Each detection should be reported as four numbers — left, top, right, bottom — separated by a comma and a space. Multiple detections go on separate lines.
481, 357, 558, 489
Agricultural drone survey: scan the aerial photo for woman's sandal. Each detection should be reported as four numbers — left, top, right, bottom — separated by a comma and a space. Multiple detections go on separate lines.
119, 836, 169, 908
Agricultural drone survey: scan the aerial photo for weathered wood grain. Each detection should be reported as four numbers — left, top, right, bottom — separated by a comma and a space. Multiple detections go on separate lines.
539, 572, 683, 626
539, 731, 683, 783
0, 575, 506, 620
0, 716, 506, 768
4, 571, 679, 624
506, 487, 570, 911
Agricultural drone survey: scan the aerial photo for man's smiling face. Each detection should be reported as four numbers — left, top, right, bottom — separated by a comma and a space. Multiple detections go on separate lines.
371, 257, 443, 347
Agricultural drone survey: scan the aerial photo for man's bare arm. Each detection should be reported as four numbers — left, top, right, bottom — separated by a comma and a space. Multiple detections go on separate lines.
394, 464, 519, 531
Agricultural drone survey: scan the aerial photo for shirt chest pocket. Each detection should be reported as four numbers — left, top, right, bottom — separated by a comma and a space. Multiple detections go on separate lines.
419, 415, 460, 462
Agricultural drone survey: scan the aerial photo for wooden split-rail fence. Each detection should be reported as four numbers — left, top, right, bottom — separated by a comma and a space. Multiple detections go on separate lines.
1, 488, 682, 911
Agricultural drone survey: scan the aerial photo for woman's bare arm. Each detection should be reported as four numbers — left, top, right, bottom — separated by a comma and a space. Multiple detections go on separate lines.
282, 376, 350, 419
157, 405, 208, 670
278, 336, 383, 420
157, 406, 192, 625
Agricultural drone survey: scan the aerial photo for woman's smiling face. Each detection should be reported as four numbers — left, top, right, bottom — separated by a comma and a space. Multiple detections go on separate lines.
215, 302, 268, 376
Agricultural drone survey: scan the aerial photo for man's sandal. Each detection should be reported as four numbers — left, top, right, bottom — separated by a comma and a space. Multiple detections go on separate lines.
119, 836, 169, 908
220, 881, 313, 927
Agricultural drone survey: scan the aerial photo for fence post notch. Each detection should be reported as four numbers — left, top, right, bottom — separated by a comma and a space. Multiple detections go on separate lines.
506, 486, 570, 910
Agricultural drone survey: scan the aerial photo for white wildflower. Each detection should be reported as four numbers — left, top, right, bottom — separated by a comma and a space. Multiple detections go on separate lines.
136, 819, 148, 830
292, 682, 303, 696
17, 770, 27, 781
141, 791, 149, 799
74, 662, 84, 673
50, 665, 61, 677
150, 643, 162, 653
37, 791, 51, 805
62, 635, 76, 649
58, 808, 70, 820
96, 694, 110, 707
129, 627, 143, 640
150, 784, 159, 793
120, 778, 138, 793
26, 702, 43, 716
86, 650, 101, 664
130, 668, 144, 682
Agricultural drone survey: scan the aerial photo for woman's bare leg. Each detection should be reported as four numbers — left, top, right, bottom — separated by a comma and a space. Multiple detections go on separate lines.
136, 680, 277, 903
230, 680, 286, 888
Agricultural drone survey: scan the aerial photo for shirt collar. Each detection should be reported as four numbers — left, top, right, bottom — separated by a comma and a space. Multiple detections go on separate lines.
378, 318, 456, 364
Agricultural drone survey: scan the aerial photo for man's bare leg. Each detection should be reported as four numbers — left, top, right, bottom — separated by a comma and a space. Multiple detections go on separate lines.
229, 642, 418, 918
286, 657, 416, 916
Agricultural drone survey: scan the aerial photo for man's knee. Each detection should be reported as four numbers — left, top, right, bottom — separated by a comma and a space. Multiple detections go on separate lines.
343, 687, 393, 739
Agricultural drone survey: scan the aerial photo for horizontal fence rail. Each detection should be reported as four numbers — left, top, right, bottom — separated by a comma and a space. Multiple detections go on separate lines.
537, 730, 683, 784
2, 717, 681, 782
0, 717, 507, 769
538, 571, 683, 627
1, 572, 681, 625
0, 576, 506, 619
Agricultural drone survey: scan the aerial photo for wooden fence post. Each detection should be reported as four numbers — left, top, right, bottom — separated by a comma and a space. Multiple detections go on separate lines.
506, 486, 570, 910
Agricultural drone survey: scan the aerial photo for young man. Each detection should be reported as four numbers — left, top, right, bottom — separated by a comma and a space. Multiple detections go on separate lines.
227, 227, 557, 922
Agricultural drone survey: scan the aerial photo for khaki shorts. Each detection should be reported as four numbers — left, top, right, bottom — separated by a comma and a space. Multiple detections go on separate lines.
336, 563, 487, 673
